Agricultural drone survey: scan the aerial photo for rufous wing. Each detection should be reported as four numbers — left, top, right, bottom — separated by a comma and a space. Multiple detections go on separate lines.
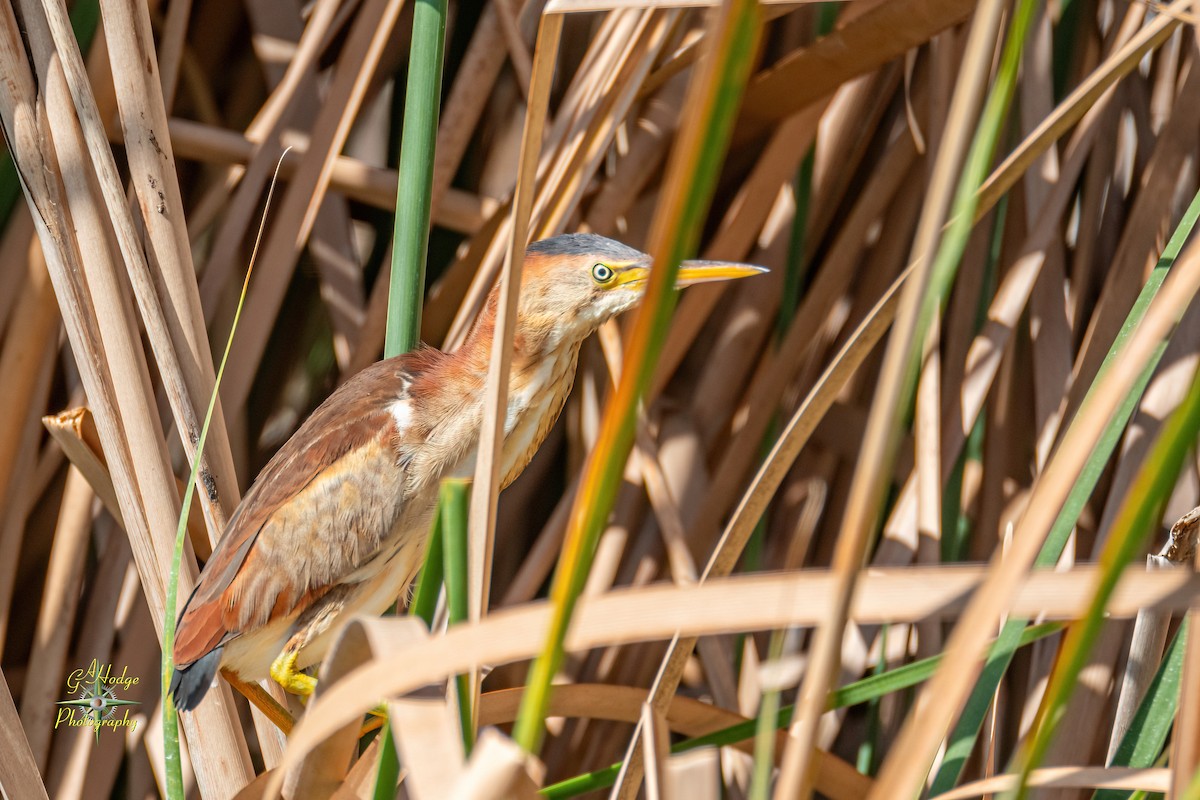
172, 350, 444, 670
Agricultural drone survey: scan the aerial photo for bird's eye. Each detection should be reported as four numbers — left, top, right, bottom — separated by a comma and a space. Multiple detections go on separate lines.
592, 263, 615, 283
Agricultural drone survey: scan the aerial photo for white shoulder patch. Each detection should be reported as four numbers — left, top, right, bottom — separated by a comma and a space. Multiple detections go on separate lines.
390, 398, 413, 433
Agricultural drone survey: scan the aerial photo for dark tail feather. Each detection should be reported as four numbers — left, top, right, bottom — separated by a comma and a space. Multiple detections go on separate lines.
169, 647, 223, 712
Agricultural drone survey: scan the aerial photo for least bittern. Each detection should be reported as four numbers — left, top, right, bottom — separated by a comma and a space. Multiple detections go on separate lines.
170, 233, 765, 711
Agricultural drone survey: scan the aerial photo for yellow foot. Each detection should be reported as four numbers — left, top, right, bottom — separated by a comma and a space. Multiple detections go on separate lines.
359, 706, 388, 737
359, 718, 383, 737
270, 650, 318, 697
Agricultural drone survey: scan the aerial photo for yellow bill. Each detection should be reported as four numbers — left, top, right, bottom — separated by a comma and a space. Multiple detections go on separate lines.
675, 260, 769, 286
613, 260, 768, 288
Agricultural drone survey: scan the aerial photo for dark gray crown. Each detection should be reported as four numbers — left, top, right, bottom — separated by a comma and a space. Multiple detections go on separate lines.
527, 233, 645, 261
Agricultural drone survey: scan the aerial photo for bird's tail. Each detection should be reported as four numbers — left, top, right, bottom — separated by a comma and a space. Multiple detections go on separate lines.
169, 647, 223, 712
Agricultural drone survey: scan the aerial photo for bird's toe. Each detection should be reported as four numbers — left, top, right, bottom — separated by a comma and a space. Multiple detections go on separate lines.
269, 650, 318, 697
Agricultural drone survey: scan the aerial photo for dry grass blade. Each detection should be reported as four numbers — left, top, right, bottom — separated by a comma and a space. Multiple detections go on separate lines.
927, 766, 1170, 799
0, 669, 48, 800
621, 249, 910, 794
444, 10, 683, 350
478, 685, 871, 799
640, 702, 670, 800
710, 265, 907, 577
975, 0, 1189, 213
448, 729, 543, 799
388, 692, 465, 799
272, 564, 1200, 772
165, 118, 495, 232
738, 0, 973, 135
528, 3, 764, 789
430, 1, 539, 218
196, 0, 342, 323
467, 9, 564, 660
0, 241, 57, 519
18, 467, 94, 768
1172, 542, 1200, 789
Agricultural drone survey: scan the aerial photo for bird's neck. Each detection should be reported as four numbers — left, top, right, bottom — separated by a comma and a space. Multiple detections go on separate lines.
456, 304, 576, 393
434, 305, 582, 483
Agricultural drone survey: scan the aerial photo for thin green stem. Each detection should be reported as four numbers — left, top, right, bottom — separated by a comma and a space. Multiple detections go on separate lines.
370, 723, 400, 800
749, 631, 787, 800
385, 0, 447, 356
440, 478, 474, 753
915, 0, 1037, 360
376, 5, 448, 789
408, 513, 444, 626
1094, 620, 1187, 800
511, 2, 762, 754
161, 154, 283, 800
856, 625, 888, 775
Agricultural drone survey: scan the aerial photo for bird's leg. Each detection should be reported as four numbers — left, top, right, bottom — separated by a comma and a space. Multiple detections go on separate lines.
270, 585, 354, 698
222, 668, 295, 733
266, 646, 386, 737
270, 649, 318, 697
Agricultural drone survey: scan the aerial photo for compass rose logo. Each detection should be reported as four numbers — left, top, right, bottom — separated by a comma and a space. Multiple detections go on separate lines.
55, 659, 140, 740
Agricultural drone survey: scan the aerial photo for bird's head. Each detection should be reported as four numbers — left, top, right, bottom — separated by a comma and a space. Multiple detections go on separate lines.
516, 233, 767, 345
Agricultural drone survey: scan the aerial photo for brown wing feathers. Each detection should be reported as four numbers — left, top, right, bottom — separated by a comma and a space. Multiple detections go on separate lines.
172, 354, 429, 665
